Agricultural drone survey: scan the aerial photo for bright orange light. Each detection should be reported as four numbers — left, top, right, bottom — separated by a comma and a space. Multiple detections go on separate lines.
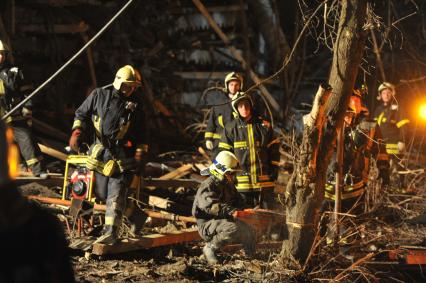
420, 104, 426, 120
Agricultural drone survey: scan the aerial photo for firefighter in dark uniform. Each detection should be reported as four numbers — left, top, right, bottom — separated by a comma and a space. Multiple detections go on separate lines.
192, 150, 256, 265
69, 65, 148, 244
205, 72, 242, 158
373, 82, 410, 190
0, 120, 75, 283
219, 92, 280, 209
324, 91, 390, 214
0, 40, 47, 178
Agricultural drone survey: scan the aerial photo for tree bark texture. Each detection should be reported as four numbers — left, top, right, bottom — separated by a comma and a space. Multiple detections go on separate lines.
281, 0, 368, 266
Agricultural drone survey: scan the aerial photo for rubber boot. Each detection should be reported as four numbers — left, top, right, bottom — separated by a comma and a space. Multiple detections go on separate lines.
94, 225, 118, 245
128, 208, 148, 236
203, 242, 219, 265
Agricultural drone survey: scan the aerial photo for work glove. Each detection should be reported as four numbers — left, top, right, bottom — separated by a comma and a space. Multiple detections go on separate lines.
397, 142, 406, 153
205, 140, 213, 150
69, 129, 82, 153
378, 169, 390, 186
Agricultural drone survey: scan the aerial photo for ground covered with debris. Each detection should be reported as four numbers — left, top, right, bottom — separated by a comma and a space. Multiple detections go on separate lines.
18, 165, 426, 282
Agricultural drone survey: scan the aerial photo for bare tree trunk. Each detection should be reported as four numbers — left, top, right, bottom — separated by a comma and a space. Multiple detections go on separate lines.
281, 0, 368, 266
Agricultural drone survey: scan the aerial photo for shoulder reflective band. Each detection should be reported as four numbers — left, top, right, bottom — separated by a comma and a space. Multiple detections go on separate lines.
396, 119, 410, 128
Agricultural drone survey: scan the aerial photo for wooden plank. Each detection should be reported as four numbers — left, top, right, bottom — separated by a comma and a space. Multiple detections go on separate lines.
158, 164, 193, 180
33, 117, 69, 142
92, 228, 201, 255
147, 195, 191, 215
38, 143, 67, 161
143, 178, 200, 188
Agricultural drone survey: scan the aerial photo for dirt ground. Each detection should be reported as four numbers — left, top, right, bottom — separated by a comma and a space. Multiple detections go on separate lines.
19, 177, 426, 282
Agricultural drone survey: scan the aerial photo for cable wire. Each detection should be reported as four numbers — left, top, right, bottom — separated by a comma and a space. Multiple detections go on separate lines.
2, 0, 135, 120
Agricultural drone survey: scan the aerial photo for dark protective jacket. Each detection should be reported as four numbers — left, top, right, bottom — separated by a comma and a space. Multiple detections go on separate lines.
0, 64, 31, 124
219, 116, 280, 192
0, 182, 75, 282
192, 175, 243, 223
373, 103, 409, 154
72, 86, 148, 174
205, 97, 237, 142
325, 119, 390, 200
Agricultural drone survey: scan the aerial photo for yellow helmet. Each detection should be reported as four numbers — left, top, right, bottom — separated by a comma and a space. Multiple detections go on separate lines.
0, 120, 19, 185
231, 91, 253, 113
377, 82, 395, 97
0, 39, 9, 52
224, 72, 243, 93
113, 65, 142, 90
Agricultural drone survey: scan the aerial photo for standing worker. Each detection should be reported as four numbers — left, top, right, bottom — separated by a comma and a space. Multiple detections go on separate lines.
219, 92, 280, 209
373, 82, 410, 190
0, 120, 75, 283
69, 65, 149, 244
204, 72, 243, 158
324, 91, 390, 214
0, 39, 48, 178
192, 151, 256, 265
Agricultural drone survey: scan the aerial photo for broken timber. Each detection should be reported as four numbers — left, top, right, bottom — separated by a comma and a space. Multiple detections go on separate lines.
91, 228, 201, 255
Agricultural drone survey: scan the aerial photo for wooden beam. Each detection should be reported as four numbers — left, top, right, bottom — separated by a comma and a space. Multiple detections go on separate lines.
158, 164, 193, 180
92, 228, 201, 255
143, 178, 200, 188
147, 194, 191, 215
38, 143, 67, 161
32, 117, 69, 142
191, 0, 280, 114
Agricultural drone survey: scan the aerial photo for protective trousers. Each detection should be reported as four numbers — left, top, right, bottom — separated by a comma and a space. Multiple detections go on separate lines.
94, 171, 132, 228
12, 125, 44, 175
197, 218, 256, 253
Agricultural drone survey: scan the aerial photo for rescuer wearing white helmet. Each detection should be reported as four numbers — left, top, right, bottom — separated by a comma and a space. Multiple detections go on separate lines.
373, 82, 410, 190
70, 65, 149, 244
204, 72, 243, 158
192, 150, 256, 264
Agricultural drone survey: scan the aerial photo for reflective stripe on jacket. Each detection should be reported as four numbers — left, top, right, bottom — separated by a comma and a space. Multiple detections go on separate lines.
219, 116, 280, 192
373, 103, 409, 149
72, 86, 148, 174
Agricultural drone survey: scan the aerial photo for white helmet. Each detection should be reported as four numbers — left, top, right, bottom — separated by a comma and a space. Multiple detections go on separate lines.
377, 82, 395, 100
201, 151, 239, 179
224, 72, 243, 93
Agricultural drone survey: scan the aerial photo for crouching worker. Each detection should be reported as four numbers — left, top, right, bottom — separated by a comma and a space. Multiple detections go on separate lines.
192, 151, 256, 265
0, 120, 75, 282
